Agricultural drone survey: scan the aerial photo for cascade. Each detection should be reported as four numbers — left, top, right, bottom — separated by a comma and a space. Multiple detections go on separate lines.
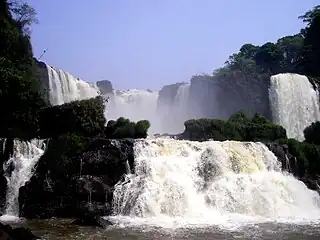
106, 89, 161, 134
111, 138, 320, 227
42, 63, 195, 134
269, 73, 320, 141
46, 64, 99, 105
164, 83, 190, 134
1, 140, 45, 219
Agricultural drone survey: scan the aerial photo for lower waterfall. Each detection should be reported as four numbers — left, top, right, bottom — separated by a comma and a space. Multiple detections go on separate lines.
110, 138, 320, 228
269, 73, 320, 141
1, 140, 45, 220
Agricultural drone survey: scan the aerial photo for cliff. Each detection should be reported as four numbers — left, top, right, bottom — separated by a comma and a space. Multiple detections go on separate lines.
188, 72, 272, 120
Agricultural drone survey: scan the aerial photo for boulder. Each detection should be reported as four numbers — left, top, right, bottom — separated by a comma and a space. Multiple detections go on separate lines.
0, 222, 39, 240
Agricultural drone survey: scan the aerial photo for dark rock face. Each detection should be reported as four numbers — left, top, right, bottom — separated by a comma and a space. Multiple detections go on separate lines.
19, 138, 134, 219
265, 142, 298, 174
0, 138, 13, 214
35, 60, 50, 102
96, 80, 113, 95
188, 73, 272, 120
0, 222, 39, 240
157, 82, 186, 110
265, 142, 320, 192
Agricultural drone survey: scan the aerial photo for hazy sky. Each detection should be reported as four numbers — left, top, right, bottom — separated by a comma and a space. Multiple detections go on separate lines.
25, 0, 318, 90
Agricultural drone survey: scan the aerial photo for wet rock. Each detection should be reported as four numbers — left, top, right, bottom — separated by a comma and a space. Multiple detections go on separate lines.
265, 142, 298, 174
19, 138, 134, 219
0, 222, 39, 240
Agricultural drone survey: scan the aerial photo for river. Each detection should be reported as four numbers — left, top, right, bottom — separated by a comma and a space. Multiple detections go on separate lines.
5, 218, 320, 239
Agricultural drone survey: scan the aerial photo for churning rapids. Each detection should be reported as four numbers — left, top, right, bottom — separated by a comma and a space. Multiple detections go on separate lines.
2, 139, 320, 239
108, 138, 320, 230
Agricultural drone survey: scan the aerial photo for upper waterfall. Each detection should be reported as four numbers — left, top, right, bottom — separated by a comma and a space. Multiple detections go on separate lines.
269, 73, 320, 141
111, 138, 320, 227
44, 63, 99, 105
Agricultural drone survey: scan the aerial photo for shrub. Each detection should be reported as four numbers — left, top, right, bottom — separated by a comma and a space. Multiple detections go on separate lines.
39, 96, 106, 138
304, 121, 320, 145
182, 111, 287, 142
105, 117, 150, 139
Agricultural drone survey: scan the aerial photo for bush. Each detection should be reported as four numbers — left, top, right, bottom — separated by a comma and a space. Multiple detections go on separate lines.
105, 117, 150, 139
182, 111, 287, 142
304, 121, 320, 145
39, 96, 106, 138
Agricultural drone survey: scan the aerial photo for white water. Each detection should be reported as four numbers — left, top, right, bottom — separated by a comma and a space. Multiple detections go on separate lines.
44, 64, 193, 134
269, 73, 320, 141
110, 138, 320, 229
46, 64, 99, 105
1, 140, 45, 220
161, 83, 191, 134
105, 85, 191, 134
106, 89, 161, 134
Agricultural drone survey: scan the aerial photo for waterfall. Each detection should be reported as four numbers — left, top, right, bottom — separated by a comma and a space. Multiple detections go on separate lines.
166, 83, 190, 134
269, 73, 320, 141
46, 64, 99, 105
106, 89, 161, 134
1, 140, 45, 219
110, 138, 320, 227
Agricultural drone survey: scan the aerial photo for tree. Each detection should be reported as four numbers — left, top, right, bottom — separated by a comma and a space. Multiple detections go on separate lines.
276, 34, 304, 72
299, 6, 320, 76
238, 44, 259, 59
7, 0, 38, 35
253, 42, 283, 74
299, 5, 320, 25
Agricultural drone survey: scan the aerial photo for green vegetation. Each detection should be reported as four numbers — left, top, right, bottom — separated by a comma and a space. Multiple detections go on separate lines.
105, 117, 150, 139
0, 0, 49, 140
182, 111, 286, 142
282, 120, 320, 181
39, 96, 106, 138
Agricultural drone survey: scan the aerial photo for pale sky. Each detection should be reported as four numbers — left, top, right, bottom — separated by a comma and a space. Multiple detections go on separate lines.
26, 0, 319, 90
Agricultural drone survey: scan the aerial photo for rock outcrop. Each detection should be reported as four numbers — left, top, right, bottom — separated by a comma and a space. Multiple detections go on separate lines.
96, 80, 113, 95
157, 82, 186, 110
0, 222, 39, 240
19, 138, 134, 219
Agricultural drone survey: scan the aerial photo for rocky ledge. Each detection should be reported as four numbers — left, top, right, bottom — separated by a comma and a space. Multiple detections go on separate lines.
19, 138, 134, 219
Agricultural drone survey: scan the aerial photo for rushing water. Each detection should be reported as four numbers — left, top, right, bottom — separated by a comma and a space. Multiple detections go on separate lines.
269, 73, 320, 141
46, 64, 99, 105
1, 140, 45, 220
1, 139, 320, 239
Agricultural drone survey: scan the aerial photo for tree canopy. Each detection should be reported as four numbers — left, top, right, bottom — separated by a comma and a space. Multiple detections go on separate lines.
208, 5, 320, 79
